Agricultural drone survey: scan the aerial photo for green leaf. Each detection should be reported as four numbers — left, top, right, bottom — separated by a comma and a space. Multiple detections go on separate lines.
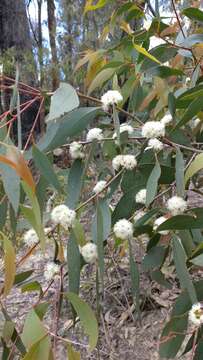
32, 146, 61, 192
174, 95, 203, 129
87, 68, 115, 95
21, 309, 51, 359
151, 269, 172, 289
146, 160, 161, 206
67, 232, 81, 295
2, 234, 16, 296
159, 315, 188, 358
66, 160, 84, 209
66, 292, 98, 351
34, 108, 100, 153
21, 281, 42, 295
0, 196, 8, 230
184, 153, 203, 186
194, 339, 203, 359
191, 254, 203, 266
67, 344, 81, 360
128, 240, 140, 320
14, 270, 33, 285
22, 337, 50, 360
96, 201, 104, 288
92, 199, 111, 243
72, 219, 86, 247
84, 0, 107, 13
133, 43, 161, 64
182, 7, 203, 22
175, 148, 185, 197
47, 83, 79, 122
0, 162, 20, 214
172, 235, 197, 304
142, 246, 166, 271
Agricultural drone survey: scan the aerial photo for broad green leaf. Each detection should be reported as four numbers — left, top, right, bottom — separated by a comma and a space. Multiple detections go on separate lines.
179, 230, 194, 257
72, 219, 86, 247
0, 197, 8, 230
194, 339, 203, 359
184, 153, 203, 186
3, 321, 15, 343
96, 201, 104, 288
66, 160, 84, 209
151, 269, 172, 289
22, 337, 49, 360
159, 315, 188, 358
2, 234, 16, 296
33, 146, 61, 192
175, 148, 185, 197
35, 108, 100, 153
66, 292, 98, 351
47, 83, 79, 122
182, 8, 203, 22
87, 68, 115, 95
128, 240, 140, 320
146, 160, 161, 206
133, 43, 161, 64
21, 281, 42, 295
67, 232, 81, 295
142, 246, 166, 271
92, 199, 111, 242
191, 254, 203, 266
172, 235, 197, 304
67, 344, 81, 360
21, 309, 51, 359
14, 270, 33, 285
0, 163, 20, 214
174, 96, 203, 129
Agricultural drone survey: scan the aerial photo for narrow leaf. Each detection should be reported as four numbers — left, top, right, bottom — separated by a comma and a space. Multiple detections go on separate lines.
2, 234, 16, 296
175, 148, 185, 197
133, 43, 161, 64
184, 153, 203, 186
146, 160, 161, 206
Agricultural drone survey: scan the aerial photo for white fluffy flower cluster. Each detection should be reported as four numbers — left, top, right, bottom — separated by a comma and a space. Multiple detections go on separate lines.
93, 180, 107, 194
69, 141, 84, 160
44, 262, 60, 281
101, 90, 123, 110
142, 121, 165, 139
24, 229, 39, 246
86, 128, 103, 142
113, 219, 133, 240
113, 124, 134, 139
153, 216, 169, 235
112, 154, 137, 171
189, 303, 203, 326
146, 138, 164, 152
135, 189, 147, 205
53, 148, 63, 156
161, 114, 173, 126
51, 204, 76, 229
80, 243, 98, 263
167, 196, 187, 216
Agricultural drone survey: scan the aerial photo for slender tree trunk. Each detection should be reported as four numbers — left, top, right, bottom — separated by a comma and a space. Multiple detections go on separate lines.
47, 0, 60, 90
37, 0, 44, 87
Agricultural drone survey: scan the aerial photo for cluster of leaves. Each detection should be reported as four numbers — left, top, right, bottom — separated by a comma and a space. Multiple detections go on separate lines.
1, 0, 203, 359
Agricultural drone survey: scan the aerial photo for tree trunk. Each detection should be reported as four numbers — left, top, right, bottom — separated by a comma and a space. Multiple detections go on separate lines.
37, 0, 44, 87
47, 0, 60, 90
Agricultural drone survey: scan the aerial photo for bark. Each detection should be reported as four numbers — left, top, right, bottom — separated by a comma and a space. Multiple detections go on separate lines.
47, 0, 60, 90
37, 0, 44, 87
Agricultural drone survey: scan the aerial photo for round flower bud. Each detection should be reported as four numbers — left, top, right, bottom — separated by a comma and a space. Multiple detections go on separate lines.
69, 141, 84, 159
101, 90, 123, 110
142, 121, 165, 139
24, 229, 39, 246
51, 204, 76, 229
135, 189, 147, 205
80, 243, 98, 263
113, 219, 134, 240
93, 180, 107, 194
167, 196, 187, 216
86, 128, 103, 142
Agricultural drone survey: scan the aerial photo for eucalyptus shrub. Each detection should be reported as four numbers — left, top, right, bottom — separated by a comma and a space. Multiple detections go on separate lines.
1, 1, 203, 359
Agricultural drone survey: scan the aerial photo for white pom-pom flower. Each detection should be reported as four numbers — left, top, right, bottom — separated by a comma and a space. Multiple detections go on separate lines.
133, 210, 146, 223
145, 138, 164, 152
93, 180, 107, 194
53, 148, 63, 156
113, 219, 134, 240
44, 262, 60, 281
51, 204, 76, 229
80, 243, 98, 263
112, 155, 137, 171
112, 124, 134, 140
135, 189, 147, 205
167, 196, 187, 216
189, 303, 203, 326
69, 141, 84, 160
153, 216, 169, 235
86, 128, 103, 142
101, 90, 123, 110
142, 121, 165, 139
24, 229, 39, 246
161, 114, 173, 126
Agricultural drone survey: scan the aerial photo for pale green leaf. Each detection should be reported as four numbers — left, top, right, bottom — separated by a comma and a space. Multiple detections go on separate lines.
184, 153, 203, 185
133, 43, 161, 64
